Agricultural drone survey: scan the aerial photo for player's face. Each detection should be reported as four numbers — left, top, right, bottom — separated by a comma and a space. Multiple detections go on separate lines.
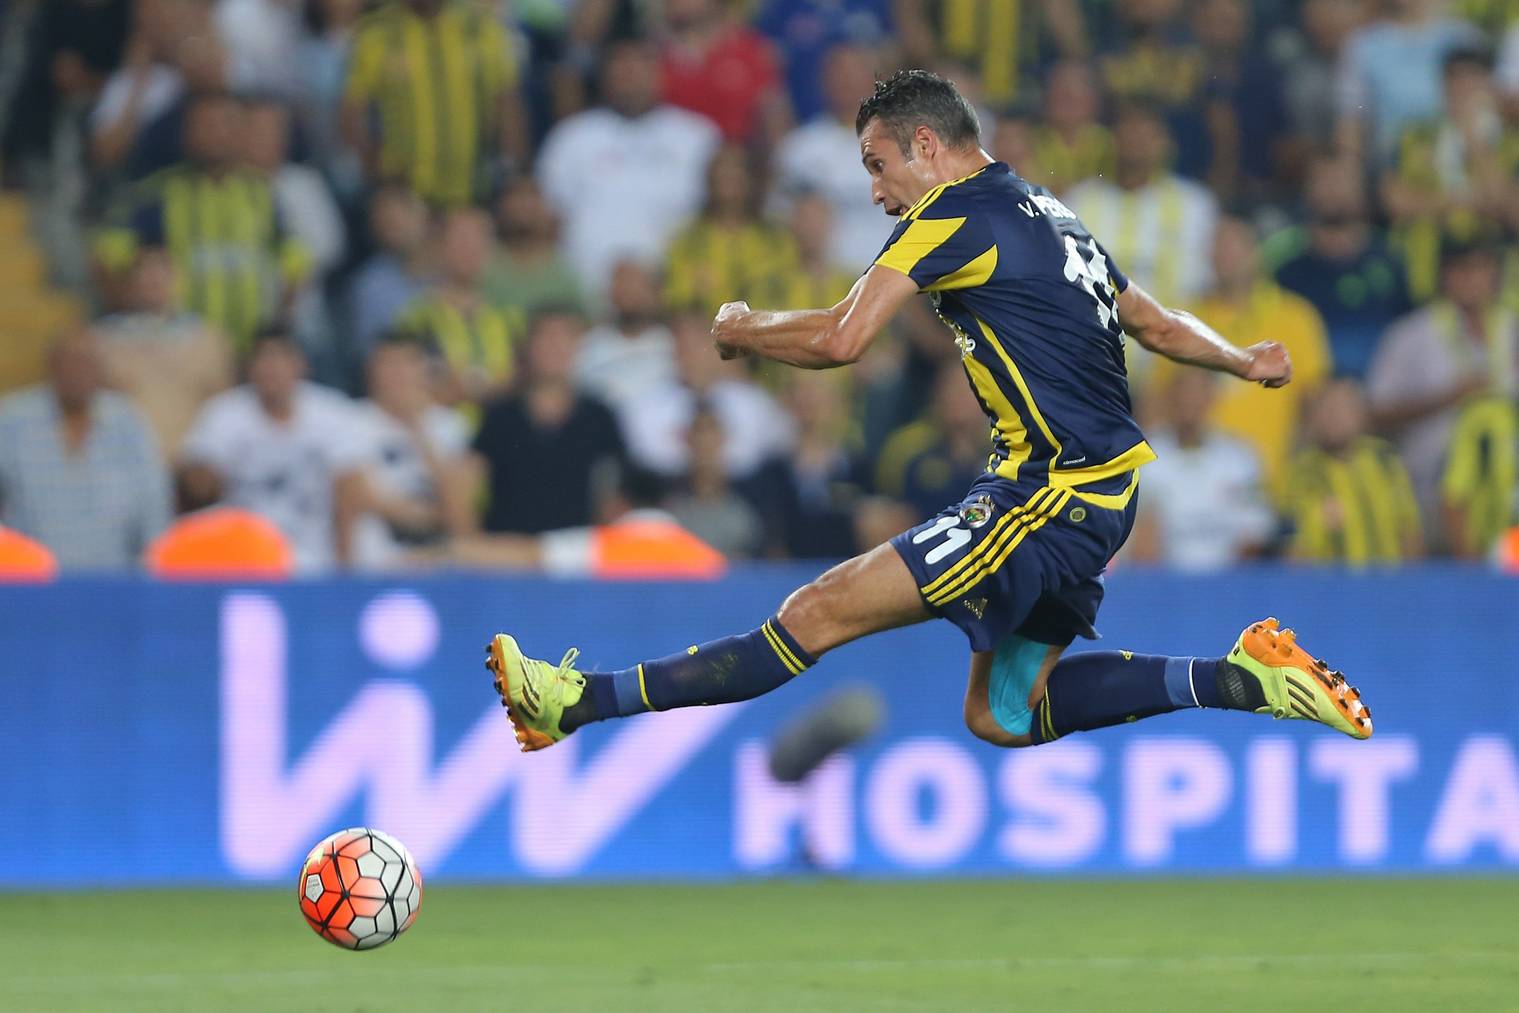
859, 119, 939, 218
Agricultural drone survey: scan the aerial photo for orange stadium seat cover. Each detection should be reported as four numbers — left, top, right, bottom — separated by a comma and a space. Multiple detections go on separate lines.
592, 519, 727, 580
145, 507, 294, 580
0, 527, 58, 582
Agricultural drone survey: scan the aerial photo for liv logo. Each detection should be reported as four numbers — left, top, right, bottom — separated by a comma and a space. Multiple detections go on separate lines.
218, 593, 742, 879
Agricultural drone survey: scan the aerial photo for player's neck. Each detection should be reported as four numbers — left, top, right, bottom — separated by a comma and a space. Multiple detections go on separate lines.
929, 148, 994, 188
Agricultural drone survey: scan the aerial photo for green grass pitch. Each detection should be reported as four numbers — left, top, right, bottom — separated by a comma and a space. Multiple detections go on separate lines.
2, 879, 1516, 1012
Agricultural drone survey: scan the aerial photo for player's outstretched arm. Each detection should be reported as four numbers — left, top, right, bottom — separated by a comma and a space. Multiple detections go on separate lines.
1116, 280, 1292, 387
711, 266, 919, 370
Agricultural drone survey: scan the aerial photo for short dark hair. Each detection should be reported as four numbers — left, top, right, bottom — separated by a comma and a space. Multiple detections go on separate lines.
1443, 44, 1494, 76
855, 69, 981, 155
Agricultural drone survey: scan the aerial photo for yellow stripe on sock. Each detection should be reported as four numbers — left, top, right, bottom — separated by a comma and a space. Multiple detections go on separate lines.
637, 663, 654, 711
762, 621, 805, 676
1041, 692, 1055, 741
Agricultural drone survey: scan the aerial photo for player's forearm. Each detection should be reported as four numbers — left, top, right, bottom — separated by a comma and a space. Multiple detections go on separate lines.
1142, 309, 1255, 377
716, 306, 853, 369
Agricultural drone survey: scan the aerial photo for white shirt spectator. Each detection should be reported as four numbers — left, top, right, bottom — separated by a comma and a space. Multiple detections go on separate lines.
1335, 15, 1479, 163
1139, 431, 1275, 573
271, 163, 346, 275
216, 0, 302, 98
181, 381, 364, 572
90, 64, 183, 141
1499, 24, 1519, 100
619, 380, 795, 479
537, 107, 719, 297
1065, 174, 1219, 307
775, 117, 892, 272
348, 400, 469, 570
0, 388, 171, 570
574, 322, 679, 416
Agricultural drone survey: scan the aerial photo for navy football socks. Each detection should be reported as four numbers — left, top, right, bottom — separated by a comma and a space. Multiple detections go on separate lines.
562, 618, 816, 732
1029, 652, 1258, 744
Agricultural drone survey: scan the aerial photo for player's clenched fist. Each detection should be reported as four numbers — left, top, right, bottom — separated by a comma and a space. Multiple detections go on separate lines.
713, 301, 751, 360
1242, 340, 1292, 388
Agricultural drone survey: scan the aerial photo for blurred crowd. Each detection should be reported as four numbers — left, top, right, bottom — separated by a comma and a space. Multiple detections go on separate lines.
0, 0, 1515, 577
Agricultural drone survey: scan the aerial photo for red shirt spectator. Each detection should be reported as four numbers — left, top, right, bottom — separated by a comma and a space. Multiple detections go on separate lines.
660, 0, 782, 142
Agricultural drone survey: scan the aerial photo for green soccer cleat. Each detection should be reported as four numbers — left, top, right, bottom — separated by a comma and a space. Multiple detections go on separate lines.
1226, 618, 1373, 739
485, 634, 585, 751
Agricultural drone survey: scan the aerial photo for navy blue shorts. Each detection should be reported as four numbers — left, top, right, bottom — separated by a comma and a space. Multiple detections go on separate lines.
889, 473, 1138, 653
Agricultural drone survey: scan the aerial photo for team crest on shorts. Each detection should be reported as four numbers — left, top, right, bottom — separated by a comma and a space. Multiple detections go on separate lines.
958, 495, 995, 529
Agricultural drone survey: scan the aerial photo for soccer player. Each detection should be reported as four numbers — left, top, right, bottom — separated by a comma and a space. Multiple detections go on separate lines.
486, 71, 1373, 751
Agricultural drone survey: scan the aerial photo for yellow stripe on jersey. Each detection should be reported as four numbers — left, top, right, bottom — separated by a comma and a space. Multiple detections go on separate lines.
961, 348, 1032, 479
875, 217, 967, 277
924, 245, 998, 291
973, 317, 1063, 463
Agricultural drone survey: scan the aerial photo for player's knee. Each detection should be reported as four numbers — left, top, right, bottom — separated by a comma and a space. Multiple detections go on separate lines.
963, 701, 1033, 747
775, 581, 833, 658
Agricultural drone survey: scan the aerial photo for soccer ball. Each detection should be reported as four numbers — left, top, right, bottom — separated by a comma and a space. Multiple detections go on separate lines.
298, 827, 422, 950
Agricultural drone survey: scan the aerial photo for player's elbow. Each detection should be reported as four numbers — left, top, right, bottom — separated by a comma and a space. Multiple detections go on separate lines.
816, 323, 868, 365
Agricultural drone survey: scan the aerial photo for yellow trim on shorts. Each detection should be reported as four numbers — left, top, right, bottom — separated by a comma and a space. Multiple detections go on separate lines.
919, 488, 1055, 599
928, 489, 1074, 607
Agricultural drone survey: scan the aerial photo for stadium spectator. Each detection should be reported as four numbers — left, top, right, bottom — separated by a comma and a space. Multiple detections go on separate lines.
482, 175, 585, 317
895, 0, 1089, 107
341, 0, 526, 206
1501, 22, 1519, 114
1379, 45, 1519, 302
88, 0, 229, 176
990, 109, 1045, 184
294, 0, 365, 192
1367, 232, 1518, 536
179, 330, 365, 573
874, 364, 987, 523
347, 184, 432, 361
394, 207, 523, 407
755, 369, 867, 559
0, 329, 171, 570
93, 247, 233, 459
1094, 0, 1210, 178
95, 91, 310, 351
665, 143, 792, 315
619, 309, 795, 479
753, 0, 890, 123
243, 97, 346, 281
1066, 102, 1219, 311
656, 0, 785, 143
1440, 396, 1517, 559
1335, 0, 1479, 165
1128, 368, 1275, 571
216, 0, 303, 98
349, 338, 474, 570
667, 405, 765, 558
536, 38, 720, 296
2, 0, 127, 177
1193, 0, 1290, 202
1272, 0, 1365, 158
574, 258, 679, 417
1029, 60, 1114, 197
773, 43, 893, 272
470, 307, 626, 535
766, 191, 858, 311
1270, 154, 1411, 380
1286, 377, 1423, 564
443, 463, 726, 578
1165, 214, 1331, 497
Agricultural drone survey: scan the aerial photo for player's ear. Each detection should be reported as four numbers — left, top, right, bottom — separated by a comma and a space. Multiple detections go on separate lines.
913, 125, 935, 162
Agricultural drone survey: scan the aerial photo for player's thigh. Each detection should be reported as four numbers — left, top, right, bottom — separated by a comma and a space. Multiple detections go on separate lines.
776, 541, 932, 657
963, 640, 1064, 747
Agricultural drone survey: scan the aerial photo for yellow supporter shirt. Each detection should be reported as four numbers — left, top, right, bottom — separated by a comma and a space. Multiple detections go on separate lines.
1154, 281, 1330, 499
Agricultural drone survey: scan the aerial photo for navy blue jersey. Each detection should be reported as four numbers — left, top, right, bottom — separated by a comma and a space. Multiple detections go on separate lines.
874, 161, 1153, 503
